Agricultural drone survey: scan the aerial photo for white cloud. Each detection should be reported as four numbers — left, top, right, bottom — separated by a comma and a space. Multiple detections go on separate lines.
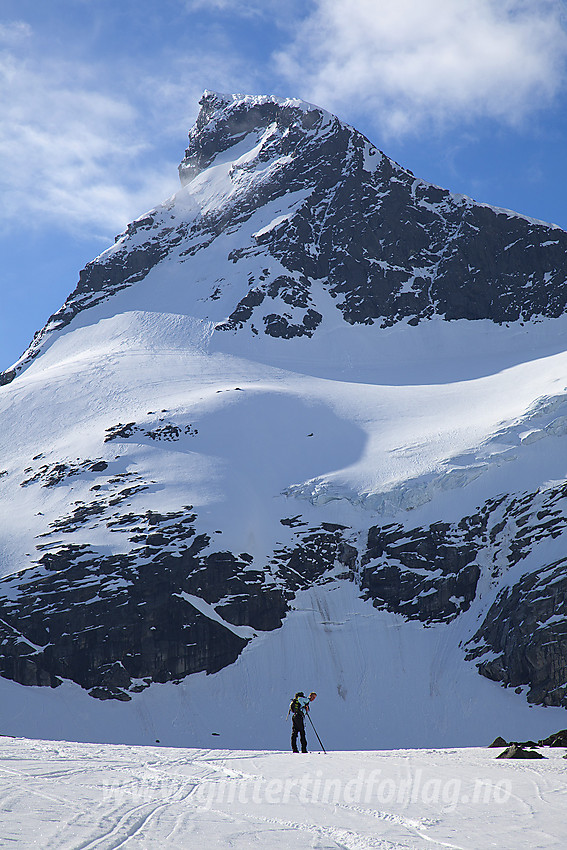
0, 20, 32, 44
0, 30, 256, 238
276, 0, 567, 135
8, 0, 562, 241
184, 0, 253, 10
0, 54, 177, 237
183, 0, 300, 17
181, 0, 309, 31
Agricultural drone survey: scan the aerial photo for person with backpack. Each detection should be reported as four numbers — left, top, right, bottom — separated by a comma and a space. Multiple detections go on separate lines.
289, 691, 317, 753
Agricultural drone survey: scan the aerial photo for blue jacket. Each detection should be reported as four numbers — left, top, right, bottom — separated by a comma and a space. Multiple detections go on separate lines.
294, 695, 310, 715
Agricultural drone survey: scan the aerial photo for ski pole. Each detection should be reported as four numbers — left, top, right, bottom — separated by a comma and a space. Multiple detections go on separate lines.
306, 712, 326, 754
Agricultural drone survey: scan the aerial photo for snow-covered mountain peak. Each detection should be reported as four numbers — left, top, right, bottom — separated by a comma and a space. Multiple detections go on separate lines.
3, 94, 567, 738
178, 89, 339, 186
6, 91, 567, 387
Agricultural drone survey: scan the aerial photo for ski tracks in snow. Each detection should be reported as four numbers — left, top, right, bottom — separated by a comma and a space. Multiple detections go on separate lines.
334, 802, 466, 850
224, 805, 465, 850
1, 739, 567, 848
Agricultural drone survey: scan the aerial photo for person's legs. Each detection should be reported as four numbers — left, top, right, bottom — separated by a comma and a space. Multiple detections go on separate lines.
291, 714, 300, 752
299, 715, 307, 753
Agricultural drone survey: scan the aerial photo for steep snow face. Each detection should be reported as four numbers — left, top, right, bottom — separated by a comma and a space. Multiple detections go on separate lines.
2, 93, 567, 739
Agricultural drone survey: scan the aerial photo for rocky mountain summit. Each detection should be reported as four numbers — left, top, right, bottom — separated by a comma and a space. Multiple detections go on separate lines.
5, 91, 567, 385
1, 92, 567, 744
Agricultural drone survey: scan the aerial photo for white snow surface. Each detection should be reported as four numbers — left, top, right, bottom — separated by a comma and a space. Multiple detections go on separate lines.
4, 304, 567, 748
2, 95, 567, 750
2, 735, 566, 849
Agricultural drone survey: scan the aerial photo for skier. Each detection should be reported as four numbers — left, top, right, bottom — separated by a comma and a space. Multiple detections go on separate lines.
289, 691, 317, 753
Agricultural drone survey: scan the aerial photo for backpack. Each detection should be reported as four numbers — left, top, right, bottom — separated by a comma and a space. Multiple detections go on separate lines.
290, 692, 304, 714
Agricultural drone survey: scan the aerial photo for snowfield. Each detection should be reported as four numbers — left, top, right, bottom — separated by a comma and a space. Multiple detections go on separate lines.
6, 307, 567, 575
1, 736, 566, 849
2, 309, 567, 748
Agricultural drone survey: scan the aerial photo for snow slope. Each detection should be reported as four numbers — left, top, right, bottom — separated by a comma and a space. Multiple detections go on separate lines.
1, 736, 566, 849
2, 308, 567, 749
5, 308, 567, 565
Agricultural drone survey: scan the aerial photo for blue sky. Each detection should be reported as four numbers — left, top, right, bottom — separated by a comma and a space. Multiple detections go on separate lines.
2, 0, 567, 371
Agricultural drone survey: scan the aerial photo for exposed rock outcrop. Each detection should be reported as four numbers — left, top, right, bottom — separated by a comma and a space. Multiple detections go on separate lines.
497, 745, 545, 759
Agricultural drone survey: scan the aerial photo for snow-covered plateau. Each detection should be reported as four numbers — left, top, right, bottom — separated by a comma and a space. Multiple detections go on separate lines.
2, 92, 567, 753
2, 736, 566, 849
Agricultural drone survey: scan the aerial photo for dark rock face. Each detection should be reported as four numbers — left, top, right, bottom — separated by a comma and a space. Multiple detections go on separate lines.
489, 736, 508, 748
361, 520, 482, 622
539, 729, 567, 746
0, 368, 15, 386
466, 557, 567, 707
273, 519, 358, 590
259, 154, 567, 330
460, 481, 567, 708
0, 507, 289, 701
184, 94, 567, 334
355, 484, 567, 708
